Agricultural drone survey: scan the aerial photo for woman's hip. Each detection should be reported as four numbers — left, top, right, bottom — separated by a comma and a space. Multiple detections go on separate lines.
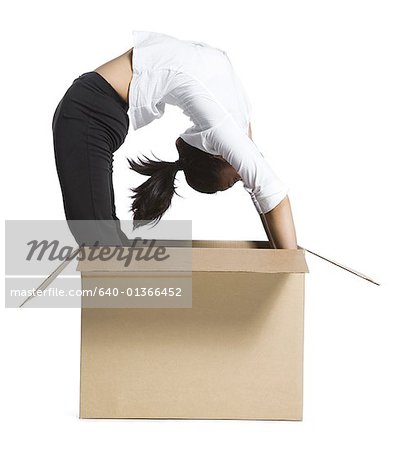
52, 71, 129, 152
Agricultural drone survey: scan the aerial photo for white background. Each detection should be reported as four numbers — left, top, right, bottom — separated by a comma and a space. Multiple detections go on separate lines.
1, 0, 404, 448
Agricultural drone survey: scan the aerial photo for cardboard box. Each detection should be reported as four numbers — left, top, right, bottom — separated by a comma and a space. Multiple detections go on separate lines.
78, 240, 309, 420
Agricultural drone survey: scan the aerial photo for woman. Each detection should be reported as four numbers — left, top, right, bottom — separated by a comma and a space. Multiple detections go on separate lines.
52, 31, 297, 249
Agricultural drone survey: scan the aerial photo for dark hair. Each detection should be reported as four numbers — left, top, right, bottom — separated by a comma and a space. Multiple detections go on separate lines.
127, 138, 231, 228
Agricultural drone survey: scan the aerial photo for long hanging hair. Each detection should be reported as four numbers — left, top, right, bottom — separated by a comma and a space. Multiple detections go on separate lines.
127, 137, 231, 229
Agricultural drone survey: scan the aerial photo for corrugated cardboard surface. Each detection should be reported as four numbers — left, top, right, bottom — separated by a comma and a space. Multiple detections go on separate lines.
79, 241, 308, 420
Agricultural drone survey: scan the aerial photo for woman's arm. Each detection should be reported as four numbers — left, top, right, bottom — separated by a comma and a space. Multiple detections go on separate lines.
248, 122, 297, 249
264, 196, 298, 249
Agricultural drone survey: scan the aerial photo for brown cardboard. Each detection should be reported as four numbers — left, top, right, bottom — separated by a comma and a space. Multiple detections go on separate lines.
78, 240, 309, 420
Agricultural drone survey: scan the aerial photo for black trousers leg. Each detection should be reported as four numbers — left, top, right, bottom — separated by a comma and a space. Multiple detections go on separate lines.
52, 71, 131, 247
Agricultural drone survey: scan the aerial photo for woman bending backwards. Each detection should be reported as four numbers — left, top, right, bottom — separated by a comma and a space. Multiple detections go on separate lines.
52, 31, 297, 249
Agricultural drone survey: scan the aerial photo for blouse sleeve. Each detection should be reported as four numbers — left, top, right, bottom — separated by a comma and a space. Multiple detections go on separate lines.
203, 114, 289, 214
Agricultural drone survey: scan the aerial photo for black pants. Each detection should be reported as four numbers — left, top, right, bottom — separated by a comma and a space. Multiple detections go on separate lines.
52, 71, 131, 246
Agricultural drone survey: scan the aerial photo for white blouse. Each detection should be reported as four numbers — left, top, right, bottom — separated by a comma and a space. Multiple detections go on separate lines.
128, 30, 288, 214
